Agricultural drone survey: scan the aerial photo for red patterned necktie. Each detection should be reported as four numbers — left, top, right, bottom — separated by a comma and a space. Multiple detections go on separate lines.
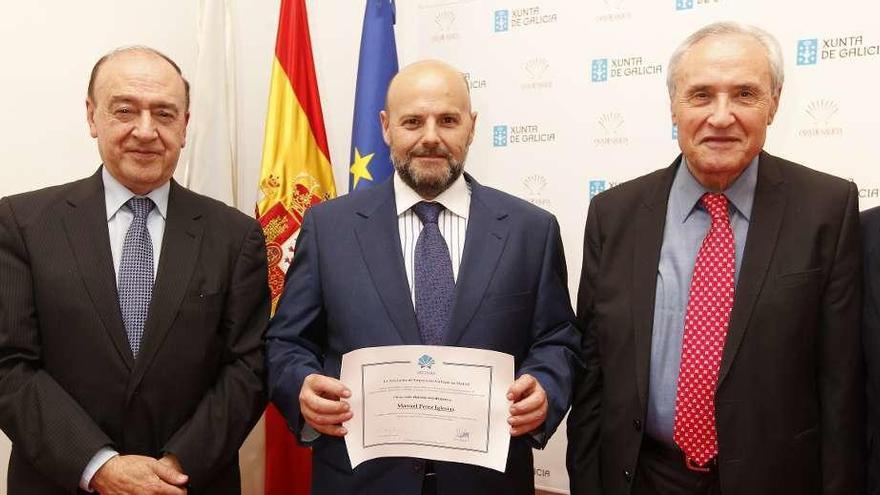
672, 193, 735, 468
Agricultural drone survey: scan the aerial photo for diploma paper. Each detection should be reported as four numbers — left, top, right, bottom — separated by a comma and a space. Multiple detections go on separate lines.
340, 345, 514, 472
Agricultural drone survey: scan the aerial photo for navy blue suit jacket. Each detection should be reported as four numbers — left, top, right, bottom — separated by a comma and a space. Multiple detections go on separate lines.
267, 174, 581, 495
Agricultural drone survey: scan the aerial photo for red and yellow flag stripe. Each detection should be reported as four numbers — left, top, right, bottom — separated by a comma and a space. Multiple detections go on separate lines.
257, 0, 336, 313
256, 1, 335, 494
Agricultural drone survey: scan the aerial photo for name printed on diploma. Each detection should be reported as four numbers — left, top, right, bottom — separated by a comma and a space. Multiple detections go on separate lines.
340, 345, 514, 471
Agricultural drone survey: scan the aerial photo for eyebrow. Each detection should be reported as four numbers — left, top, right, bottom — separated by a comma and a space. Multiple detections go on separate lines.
683, 83, 762, 93
107, 95, 181, 112
397, 110, 461, 120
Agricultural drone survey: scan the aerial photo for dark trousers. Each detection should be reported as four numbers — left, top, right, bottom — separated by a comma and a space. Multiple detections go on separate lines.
422, 461, 437, 495
633, 437, 721, 495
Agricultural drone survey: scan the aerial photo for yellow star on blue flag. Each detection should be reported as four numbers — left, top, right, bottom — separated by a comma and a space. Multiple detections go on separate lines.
348, 0, 398, 192
350, 148, 375, 190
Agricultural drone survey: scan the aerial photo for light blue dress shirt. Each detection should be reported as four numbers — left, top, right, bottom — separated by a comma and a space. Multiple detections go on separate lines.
103, 166, 169, 278
80, 167, 170, 491
644, 156, 758, 446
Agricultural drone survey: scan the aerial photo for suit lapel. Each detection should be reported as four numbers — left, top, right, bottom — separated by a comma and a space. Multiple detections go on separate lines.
718, 152, 785, 385
444, 177, 509, 346
631, 162, 677, 411
128, 182, 204, 394
62, 170, 134, 369
354, 180, 422, 344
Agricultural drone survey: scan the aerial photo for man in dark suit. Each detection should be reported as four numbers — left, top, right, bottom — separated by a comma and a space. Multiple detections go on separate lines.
266, 60, 582, 494
0, 47, 268, 494
862, 208, 880, 495
567, 22, 863, 495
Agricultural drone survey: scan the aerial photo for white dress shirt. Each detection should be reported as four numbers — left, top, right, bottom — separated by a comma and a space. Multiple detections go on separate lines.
394, 171, 470, 304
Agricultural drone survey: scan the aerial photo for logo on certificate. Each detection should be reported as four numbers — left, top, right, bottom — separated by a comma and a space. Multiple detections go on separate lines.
418, 354, 435, 370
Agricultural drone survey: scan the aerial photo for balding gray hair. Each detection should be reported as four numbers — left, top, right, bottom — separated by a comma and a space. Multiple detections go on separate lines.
666, 21, 784, 99
87, 45, 190, 111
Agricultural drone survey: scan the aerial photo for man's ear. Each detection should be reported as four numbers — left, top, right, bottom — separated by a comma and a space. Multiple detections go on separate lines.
767, 89, 781, 125
467, 111, 478, 145
181, 111, 190, 148
380, 110, 391, 145
86, 98, 98, 138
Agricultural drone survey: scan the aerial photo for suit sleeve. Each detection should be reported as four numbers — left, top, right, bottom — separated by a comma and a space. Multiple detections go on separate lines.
567, 199, 603, 495
162, 221, 269, 490
0, 197, 113, 490
863, 208, 880, 495
516, 215, 584, 448
265, 210, 326, 441
820, 182, 865, 495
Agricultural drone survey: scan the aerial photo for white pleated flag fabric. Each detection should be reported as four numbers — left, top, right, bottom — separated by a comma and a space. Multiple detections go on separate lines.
178, 2, 264, 492
176, 0, 238, 207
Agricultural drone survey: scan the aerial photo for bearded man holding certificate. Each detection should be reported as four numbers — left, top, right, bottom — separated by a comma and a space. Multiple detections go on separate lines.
266, 60, 582, 495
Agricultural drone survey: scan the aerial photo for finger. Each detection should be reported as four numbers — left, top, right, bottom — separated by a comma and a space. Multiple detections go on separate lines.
302, 392, 351, 415
153, 460, 189, 486
509, 386, 545, 415
312, 422, 348, 437
305, 410, 354, 426
508, 405, 547, 427
506, 374, 536, 401
510, 418, 544, 437
306, 374, 351, 399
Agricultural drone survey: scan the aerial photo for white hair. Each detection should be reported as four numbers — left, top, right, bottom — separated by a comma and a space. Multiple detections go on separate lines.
666, 21, 784, 99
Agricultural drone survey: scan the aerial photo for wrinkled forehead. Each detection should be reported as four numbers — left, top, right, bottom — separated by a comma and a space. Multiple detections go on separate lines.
675, 34, 772, 86
93, 51, 187, 103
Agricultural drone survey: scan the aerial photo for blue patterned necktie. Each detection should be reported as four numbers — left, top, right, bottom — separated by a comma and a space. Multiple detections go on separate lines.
413, 201, 455, 345
118, 197, 154, 358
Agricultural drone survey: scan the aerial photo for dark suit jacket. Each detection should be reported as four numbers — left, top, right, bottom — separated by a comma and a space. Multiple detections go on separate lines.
567, 152, 863, 495
0, 169, 269, 494
266, 174, 582, 495
862, 206, 880, 495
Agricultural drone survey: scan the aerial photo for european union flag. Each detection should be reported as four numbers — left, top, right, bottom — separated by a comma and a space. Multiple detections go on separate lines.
349, 0, 399, 191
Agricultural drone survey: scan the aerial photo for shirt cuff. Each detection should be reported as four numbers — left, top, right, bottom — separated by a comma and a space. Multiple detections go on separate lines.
80, 447, 119, 492
301, 423, 321, 443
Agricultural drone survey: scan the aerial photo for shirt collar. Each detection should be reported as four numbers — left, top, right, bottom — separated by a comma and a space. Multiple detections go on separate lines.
674, 154, 759, 223
102, 166, 170, 221
393, 171, 470, 219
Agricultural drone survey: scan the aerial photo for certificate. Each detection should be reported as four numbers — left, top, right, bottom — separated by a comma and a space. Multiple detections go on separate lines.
340, 345, 514, 472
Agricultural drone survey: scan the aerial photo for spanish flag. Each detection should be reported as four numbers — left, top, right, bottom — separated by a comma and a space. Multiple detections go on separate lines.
256, 0, 335, 493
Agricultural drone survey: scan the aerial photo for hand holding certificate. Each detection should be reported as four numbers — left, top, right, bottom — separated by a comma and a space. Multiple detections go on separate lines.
340, 345, 515, 472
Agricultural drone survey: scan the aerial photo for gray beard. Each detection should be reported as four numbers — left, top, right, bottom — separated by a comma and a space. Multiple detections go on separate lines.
392, 154, 466, 199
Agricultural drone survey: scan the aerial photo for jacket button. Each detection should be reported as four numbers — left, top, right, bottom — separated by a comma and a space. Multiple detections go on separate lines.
412, 460, 424, 473
633, 419, 642, 431
623, 469, 633, 482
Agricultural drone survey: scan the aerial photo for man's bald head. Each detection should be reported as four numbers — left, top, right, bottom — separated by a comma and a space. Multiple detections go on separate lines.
384, 60, 472, 114
380, 59, 478, 199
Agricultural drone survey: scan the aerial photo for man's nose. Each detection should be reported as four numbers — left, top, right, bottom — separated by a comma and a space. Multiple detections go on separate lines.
420, 120, 440, 146
707, 95, 735, 128
131, 110, 159, 140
